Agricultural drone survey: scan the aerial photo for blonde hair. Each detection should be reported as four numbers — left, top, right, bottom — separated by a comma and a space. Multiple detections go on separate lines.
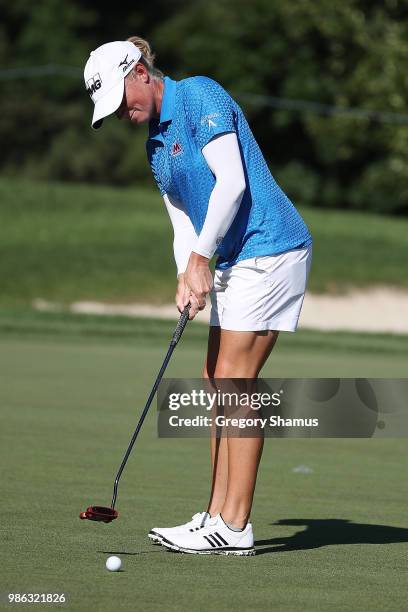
127, 36, 164, 79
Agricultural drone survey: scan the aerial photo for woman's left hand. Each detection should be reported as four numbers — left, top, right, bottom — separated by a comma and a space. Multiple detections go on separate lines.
184, 252, 213, 319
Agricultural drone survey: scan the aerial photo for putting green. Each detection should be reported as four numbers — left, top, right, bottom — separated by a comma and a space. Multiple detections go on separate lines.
1, 314, 407, 611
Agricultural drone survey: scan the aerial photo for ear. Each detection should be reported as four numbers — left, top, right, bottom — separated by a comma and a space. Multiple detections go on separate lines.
134, 62, 150, 83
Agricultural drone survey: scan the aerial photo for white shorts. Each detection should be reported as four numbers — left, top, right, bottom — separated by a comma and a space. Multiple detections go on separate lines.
210, 245, 312, 332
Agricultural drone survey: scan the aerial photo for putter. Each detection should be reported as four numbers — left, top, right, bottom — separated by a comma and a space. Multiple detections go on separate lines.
80, 304, 191, 523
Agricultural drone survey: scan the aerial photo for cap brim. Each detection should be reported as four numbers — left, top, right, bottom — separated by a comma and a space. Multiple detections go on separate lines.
91, 80, 125, 130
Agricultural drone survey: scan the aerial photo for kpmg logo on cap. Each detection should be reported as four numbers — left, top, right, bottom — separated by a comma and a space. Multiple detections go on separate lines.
86, 73, 102, 98
118, 54, 136, 73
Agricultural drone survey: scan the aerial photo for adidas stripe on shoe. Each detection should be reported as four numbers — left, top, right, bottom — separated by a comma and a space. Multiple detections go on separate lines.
160, 514, 255, 556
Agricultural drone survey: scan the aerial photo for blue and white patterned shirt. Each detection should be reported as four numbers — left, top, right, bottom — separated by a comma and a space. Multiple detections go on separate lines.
146, 76, 312, 270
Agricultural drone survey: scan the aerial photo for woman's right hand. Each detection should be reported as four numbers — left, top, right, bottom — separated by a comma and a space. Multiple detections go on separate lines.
176, 273, 200, 320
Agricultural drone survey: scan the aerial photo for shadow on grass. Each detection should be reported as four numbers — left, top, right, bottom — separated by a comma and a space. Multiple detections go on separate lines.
97, 519, 408, 557
255, 518, 408, 555
98, 550, 163, 556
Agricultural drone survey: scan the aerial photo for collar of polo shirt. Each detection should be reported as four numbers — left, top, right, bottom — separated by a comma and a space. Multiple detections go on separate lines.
148, 76, 177, 143
159, 76, 177, 124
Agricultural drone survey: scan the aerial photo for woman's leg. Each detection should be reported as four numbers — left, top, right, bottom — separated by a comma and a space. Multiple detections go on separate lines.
203, 326, 279, 524
203, 327, 229, 516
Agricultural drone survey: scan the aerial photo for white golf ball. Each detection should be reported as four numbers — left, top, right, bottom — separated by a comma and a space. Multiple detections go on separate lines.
106, 556, 122, 572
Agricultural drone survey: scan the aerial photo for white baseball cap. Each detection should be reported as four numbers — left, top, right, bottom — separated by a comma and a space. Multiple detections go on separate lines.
84, 41, 142, 129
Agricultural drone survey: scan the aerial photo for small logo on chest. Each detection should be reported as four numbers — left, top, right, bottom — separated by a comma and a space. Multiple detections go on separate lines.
170, 141, 183, 157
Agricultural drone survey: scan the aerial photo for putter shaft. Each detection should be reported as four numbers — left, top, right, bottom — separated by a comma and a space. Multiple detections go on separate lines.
110, 305, 190, 509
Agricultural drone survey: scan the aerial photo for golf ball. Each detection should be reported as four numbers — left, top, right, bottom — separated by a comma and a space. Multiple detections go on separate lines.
106, 556, 122, 572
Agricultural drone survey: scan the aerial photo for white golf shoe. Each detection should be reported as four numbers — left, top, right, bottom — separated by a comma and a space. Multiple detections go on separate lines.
160, 513, 255, 556
148, 511, 210, 545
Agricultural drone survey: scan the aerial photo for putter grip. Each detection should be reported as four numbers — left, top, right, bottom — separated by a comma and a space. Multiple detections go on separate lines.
171, 304, 191, 345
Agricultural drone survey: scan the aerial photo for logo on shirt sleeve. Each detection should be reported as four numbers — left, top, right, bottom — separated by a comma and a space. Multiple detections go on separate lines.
200, 113, 220, 130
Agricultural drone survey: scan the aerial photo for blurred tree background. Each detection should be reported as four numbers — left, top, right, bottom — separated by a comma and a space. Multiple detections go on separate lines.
1, 0, 407, 214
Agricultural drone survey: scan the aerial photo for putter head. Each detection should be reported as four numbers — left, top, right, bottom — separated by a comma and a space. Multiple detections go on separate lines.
79, 505, 118, 523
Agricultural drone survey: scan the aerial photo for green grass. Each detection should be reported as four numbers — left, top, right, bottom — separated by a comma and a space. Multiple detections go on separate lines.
1, 177, 408, 307
0, 309, 407, 375
1, 315, 407, 611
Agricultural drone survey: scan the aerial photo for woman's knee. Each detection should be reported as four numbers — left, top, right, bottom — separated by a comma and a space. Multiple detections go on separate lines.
213, 360, 251, 378
203, 358, 237, 379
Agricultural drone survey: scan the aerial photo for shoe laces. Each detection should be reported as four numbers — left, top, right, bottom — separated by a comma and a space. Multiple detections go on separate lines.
187, 512, 204, 527
187, 512, 208, 532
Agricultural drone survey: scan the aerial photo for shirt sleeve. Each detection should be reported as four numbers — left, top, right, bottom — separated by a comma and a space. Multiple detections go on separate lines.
186, 77, 237, 151
152, 174, 166, 196
193, 132, 246, 259
163, 193, 198, 275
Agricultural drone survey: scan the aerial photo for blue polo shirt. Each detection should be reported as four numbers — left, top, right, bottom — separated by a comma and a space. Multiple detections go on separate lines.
146, 76, 312, 270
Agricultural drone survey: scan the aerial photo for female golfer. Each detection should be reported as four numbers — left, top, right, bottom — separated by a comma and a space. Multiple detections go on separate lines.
84, 37, 312, 555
